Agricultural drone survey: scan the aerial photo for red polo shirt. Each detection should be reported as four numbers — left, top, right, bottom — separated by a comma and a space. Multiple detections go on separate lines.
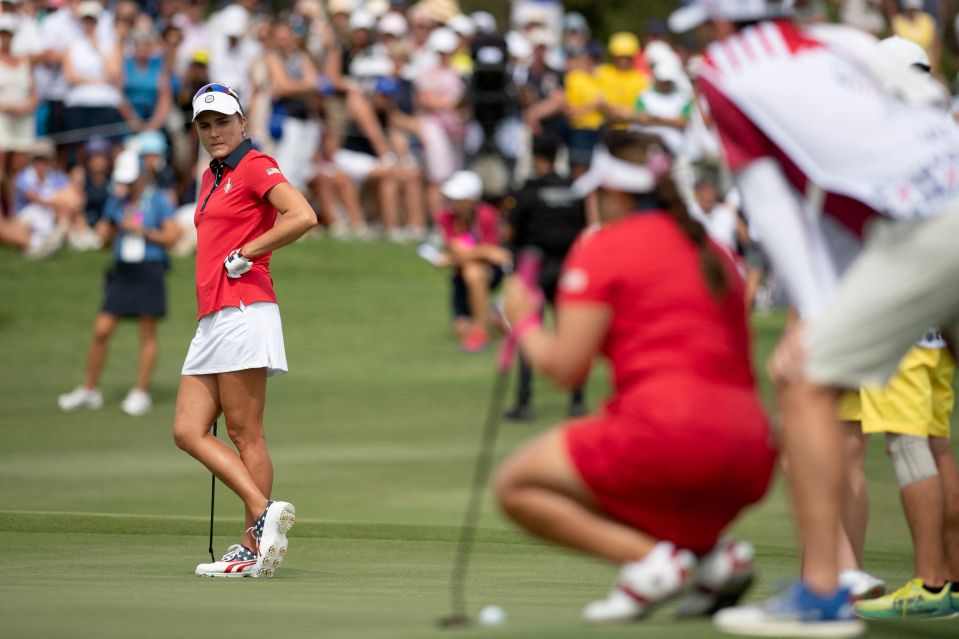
193, 140, 288, 319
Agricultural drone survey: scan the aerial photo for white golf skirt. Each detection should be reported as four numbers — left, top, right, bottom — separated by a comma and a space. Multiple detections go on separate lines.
181, 302, 288, 378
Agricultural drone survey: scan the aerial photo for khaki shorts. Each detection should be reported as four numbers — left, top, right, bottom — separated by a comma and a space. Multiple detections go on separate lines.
806, 206, 959, 389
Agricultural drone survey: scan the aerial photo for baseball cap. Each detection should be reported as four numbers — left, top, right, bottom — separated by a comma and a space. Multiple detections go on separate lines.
653, 61, 685, 84
442, 170, 483, 200
563, 12, 589, 35
608, 32, 640, 57
902, 0, 924, 8
77, 1, 103, 20
192, 83, 243, 121
191, 49, 210, 65
219, 4, 249, 37
378, 12, 408, 37
669, 0, 794, 33
427, 26, 459, 54
137, 130, 167, 156
0, 13, 18, 33
470, 11, 497, 35
447, 14, 475, 39
327, 0, 356, 14
878, 35, 930, 71
84, 136, 111, 156
527, 27, 554, 48
506, 31, 532, 59
112, 151, 141, 184
349, 9, 376, 31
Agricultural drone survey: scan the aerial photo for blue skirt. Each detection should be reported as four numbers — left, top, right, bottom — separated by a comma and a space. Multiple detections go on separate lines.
101, 261, 167, 318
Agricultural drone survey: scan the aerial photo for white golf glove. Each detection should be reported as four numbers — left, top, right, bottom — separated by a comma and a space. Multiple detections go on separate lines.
224, 248, 252, 278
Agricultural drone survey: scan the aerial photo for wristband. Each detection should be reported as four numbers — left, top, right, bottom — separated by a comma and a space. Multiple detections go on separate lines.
511, 314, 541, 343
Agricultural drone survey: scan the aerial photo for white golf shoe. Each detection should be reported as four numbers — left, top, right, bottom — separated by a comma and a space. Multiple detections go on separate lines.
251, 500, 296, 578
120, 388, 152, 416
58, 386, 103, 411
582, 541, 696, 623
839, 569, 886, 602
676, 538, 756, 618
195, 544, 258, 578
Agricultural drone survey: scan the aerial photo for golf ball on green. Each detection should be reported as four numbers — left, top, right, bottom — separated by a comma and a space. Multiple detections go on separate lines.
478, 605, 506, 627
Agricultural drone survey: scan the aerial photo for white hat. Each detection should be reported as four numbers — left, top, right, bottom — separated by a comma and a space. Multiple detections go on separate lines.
427, 26, 459, 54
470, 11, 497, 35
515, 4, 547, 27
653, 61, 685, 84
192, 84, 244, 121
668, 0, 794, 34
112, 151, 141, 184
644, 40, 681, 69
442, 170, 483, 200
572, 147, 660, 196
378, 12, 408, 37
447, 14, 475, 38
219, 4, 249, 37
349, 9, 376, 31
77, 1, 103, 19
878, 35, 930, 70
902, 0, 924, 8
327, 0, 356, 14
527, 27, 554, 48
505, 30, 532, 59
364, 0, 390, 18
0, 13, 19, 33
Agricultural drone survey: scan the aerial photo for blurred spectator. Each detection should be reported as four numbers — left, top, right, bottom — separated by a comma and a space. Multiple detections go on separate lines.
516, 27, 565, 140
266, 19, 323, 191
415, 26, 466, 218
628, 62, 693, 155
596, 32, 650, 128
891, 0, 940, 74
57, 149, 180, 417
503, 135, 588, 420
72, 135, 112, 247
0, 11, 36, 214
832, 0, 886, 35
208, 3, 261, 114
5, 0, 42, 61
447, 13, 474, 75
122, 28, 172, 134
563, 45, 602, 176
562, 12, 590, 53
13, 138, 83, 258
688, 171, 738, 253
63, 2, 126, 144
435, 170, 510, 353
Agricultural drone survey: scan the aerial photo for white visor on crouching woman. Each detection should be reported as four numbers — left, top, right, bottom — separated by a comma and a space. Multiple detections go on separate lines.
572, 145, 672, 197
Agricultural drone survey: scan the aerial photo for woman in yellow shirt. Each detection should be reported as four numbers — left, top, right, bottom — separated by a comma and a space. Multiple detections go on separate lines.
564, 45, 603, 175
594, 32, 650, 128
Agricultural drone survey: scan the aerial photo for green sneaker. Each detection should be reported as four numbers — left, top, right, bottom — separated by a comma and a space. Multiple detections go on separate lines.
854, 579, 956, 619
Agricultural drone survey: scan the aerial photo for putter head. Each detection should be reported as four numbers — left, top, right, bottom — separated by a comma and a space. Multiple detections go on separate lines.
437, 614, 470, 629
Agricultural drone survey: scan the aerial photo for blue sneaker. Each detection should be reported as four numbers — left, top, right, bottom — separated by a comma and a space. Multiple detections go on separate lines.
714, 581, 865, 637
251, 500, 295, 578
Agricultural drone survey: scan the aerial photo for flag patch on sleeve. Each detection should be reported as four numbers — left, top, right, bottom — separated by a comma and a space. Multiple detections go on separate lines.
266, 168, 280, 176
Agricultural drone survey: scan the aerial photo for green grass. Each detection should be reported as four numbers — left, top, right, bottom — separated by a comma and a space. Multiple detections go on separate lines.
0, 240, 954, 638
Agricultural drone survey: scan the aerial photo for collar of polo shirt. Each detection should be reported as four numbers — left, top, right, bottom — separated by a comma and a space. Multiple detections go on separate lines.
211, 139, 254, 171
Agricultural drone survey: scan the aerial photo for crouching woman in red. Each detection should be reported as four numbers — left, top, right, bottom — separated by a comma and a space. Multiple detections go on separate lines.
496, 131, 777, 623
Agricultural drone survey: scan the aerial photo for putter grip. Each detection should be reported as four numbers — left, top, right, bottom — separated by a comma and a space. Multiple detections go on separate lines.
496, 248, 543, 373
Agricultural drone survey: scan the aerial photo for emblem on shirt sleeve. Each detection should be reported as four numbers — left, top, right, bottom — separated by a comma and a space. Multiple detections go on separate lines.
266, 168, 280, 176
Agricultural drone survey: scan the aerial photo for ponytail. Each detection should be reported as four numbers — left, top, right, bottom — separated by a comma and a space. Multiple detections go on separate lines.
604, 129, 729, 300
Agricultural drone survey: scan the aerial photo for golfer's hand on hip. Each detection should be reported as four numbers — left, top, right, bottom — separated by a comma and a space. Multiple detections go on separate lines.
224, 248, 253, 278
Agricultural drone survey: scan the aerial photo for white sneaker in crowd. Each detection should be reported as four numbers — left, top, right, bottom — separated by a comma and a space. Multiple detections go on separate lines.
582, 541, 696, 624
676, 538, 756, 618
58, 386, 103, 411
839, 569, 886, 602
120, 388, 152, 416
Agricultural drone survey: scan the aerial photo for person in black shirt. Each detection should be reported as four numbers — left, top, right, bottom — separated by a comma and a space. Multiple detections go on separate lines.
504, 135, 588, 421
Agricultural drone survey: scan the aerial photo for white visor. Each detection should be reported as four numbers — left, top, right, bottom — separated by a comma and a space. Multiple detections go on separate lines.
192, 90, 243, 121
572, 147, 656, 197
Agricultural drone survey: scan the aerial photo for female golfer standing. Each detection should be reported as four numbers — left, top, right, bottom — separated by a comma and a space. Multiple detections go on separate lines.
174, 83, 317, 578
495, 131, 777, 622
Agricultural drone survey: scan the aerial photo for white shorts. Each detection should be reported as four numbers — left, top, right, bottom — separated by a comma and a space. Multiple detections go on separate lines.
332, 148, 377, 183
181, 302, 288, 378
806, 207, 959, 389
0, 112, 35, 152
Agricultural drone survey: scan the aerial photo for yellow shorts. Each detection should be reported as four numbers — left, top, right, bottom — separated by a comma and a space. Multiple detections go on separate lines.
837, 346, 955, 438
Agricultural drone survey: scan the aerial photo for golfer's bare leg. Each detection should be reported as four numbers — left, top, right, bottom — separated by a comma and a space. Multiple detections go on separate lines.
173, 373, 269, 548
778, 379, 843, 595
495, 427, 657, 564
219, 367, 273, 551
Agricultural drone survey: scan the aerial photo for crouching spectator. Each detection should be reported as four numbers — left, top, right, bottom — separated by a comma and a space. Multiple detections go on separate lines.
57, 150, 180, 416
12, 138, 83, 259
436, 170, 511, 353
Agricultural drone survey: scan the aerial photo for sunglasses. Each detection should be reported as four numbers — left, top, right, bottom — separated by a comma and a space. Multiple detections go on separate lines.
192, 82, 241, 104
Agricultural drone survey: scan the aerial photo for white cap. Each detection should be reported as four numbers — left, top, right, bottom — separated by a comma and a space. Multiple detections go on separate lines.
0, 13, 19, 33
350, 9, 376, 31
653, 61, 685, 84
572, 147, 659, 196
447, 14, 475, 38
427, 26, 459, 54
644, 40, 681, 69
378, 12, 408, 37
112, 151, 141, 184
327, 0, 356, 14
669, 0, 794, 33
219, 4, 249, 37
902, 0, 924, 8
470, 11, 497, 35
77, 1, 103, 19
506, 30, 532, 59
364, 0, 390, 18
515, 4, 547, 27
442, 170, 483, 200
527, 27, 554, 48
878, 35, 930, 70
192, 85, 243, 121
